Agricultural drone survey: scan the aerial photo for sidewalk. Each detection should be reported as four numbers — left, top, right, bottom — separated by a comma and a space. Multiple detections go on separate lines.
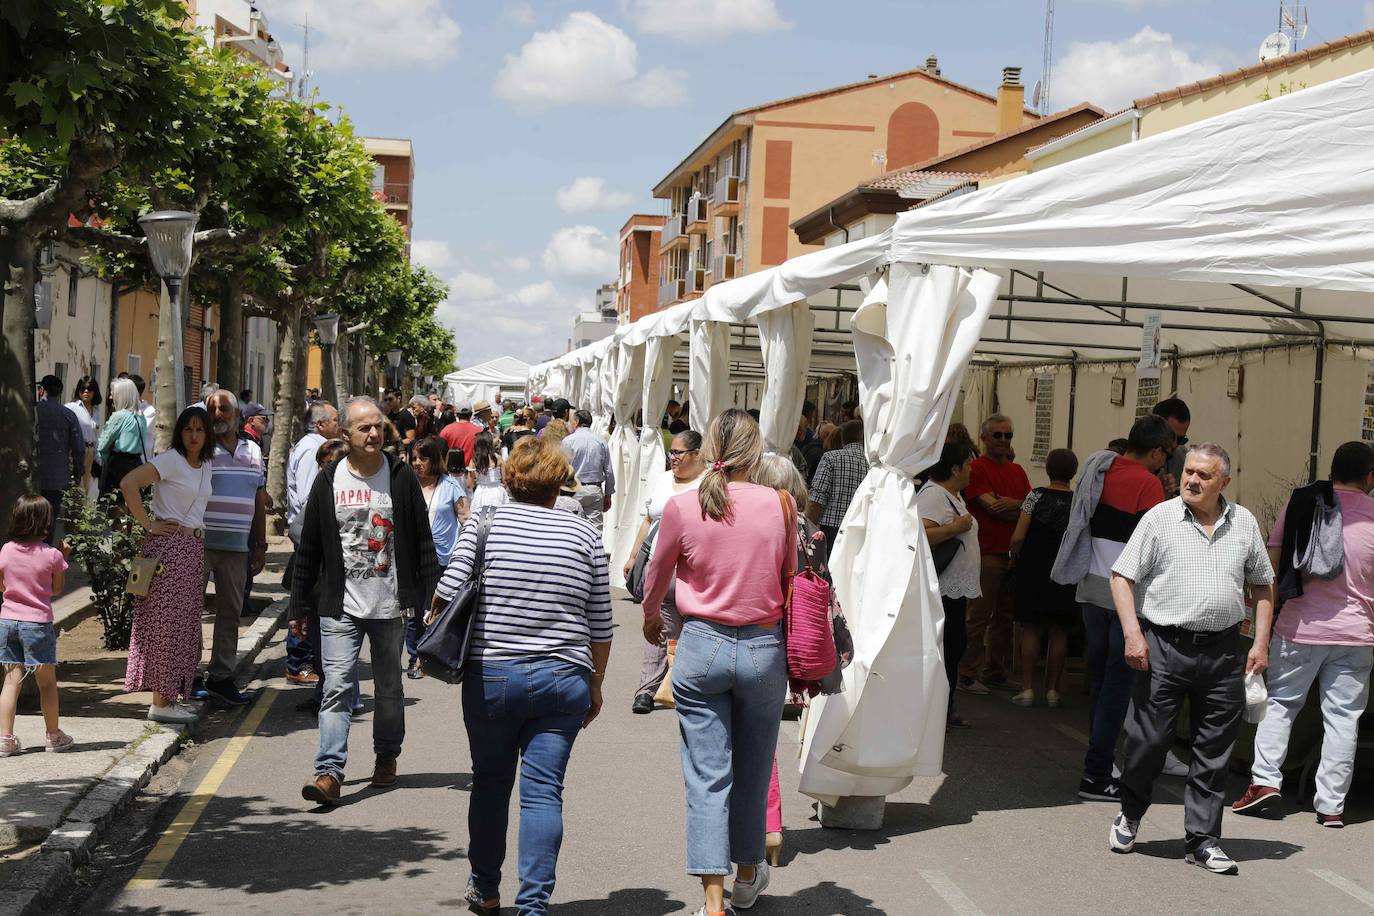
0, 536, 295, 899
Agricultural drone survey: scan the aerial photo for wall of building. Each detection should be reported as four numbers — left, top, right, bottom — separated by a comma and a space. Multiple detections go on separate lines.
35, 257, 113, 394
619, 228, 662, 322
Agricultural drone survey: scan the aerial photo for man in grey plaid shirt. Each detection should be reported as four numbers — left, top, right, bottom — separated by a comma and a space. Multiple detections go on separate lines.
1104, 443, 1274, 875
807, 419, 868, 547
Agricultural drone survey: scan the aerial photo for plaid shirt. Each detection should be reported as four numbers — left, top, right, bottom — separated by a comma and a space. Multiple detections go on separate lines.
808, 442, 869, 528
1113, 496, 1274, 632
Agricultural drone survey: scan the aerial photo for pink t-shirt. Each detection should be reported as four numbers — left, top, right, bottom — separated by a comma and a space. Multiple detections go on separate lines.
0, 540, 67, 623
1269, 488, 1374, 646
642, 482, 795, 627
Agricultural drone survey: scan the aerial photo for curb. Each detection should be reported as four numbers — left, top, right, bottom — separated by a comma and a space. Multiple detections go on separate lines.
0, 597, 289, 916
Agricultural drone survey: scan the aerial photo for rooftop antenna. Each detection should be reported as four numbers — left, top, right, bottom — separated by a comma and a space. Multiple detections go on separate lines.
294, 8, 313, 99
1039, 0, 1055, 115
1261, 1, 1308, 62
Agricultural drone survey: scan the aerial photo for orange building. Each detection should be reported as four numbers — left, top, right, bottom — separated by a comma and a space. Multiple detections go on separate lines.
361, 136, 414, 242
651, 57, 1039, 309
616, 214, 664, 323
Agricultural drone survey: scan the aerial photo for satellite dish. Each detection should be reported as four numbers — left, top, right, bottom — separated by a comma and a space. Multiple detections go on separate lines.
1259, 31, 1292, 62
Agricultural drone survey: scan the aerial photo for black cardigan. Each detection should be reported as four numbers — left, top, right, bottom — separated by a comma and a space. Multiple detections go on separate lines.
289, 453, 441, 620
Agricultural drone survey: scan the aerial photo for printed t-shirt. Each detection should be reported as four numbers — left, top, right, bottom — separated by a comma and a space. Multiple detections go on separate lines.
965, 457, 1031, 554
1269, 488, 1374, 646
203, 438, 265, 553
149, 450, 213, 529
0, 541, 67, 623
334, 459, 400, 620
1077, 456, 1165, 608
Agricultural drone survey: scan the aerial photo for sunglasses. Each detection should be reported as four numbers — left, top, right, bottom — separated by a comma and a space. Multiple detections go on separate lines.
1175, 436, 1189, 447
669, 448, 699, 458
988, 431, 1014, 441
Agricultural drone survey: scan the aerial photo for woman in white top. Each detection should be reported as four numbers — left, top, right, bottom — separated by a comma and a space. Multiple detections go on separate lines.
916, 440, 980, 729
65, 375, 102, 499
118, 406, 215, 725
467, 433, 509, 515
626, 430, 705, 713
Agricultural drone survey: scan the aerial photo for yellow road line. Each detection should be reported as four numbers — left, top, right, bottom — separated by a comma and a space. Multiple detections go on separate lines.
126, 687, 278, 890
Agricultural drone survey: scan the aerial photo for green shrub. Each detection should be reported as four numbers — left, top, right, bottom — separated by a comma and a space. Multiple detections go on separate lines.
62, 484, 147, 650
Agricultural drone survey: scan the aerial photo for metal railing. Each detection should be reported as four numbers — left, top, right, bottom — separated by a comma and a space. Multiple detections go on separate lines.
660, 212, 687, 248
712, 253, 739, 283
658, 278, 685, 306
712, 174, 740, 208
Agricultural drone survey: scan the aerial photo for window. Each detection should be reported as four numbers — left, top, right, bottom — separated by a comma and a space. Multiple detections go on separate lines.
1031, 374, 1054, 464
67, 269, 79, 317
54, 362, 67, 385
127, 353, 141, 375
371, 164, 385, 193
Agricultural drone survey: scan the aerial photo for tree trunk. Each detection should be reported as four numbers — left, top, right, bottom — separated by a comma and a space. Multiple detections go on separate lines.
217, 272, 244, 393
264, 300, 301, 534
0, 231, 38, 528
152, 281, 179, 453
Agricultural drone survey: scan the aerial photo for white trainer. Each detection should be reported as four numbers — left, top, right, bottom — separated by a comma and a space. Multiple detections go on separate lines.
148, 703, 198, 725
731, 861, 770, 910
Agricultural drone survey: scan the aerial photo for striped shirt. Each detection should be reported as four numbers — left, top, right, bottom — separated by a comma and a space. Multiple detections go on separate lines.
1113, 496, 1274, 632
434, 502, 612, 671
204, 438, 265, 553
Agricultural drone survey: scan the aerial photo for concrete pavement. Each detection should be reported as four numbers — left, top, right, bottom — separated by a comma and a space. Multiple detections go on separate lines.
56, 593, 1374, 915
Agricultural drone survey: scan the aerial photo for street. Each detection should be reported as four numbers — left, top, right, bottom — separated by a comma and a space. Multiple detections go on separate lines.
57, 595, 1374, 916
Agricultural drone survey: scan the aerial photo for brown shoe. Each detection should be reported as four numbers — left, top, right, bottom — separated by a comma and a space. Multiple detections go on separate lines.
286, 670, 320, 686
371, 754, 398, 787
302, 773, 340, 807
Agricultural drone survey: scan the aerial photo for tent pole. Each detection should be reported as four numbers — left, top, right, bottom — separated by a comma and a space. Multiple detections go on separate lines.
1066, 353, 1078, 450
1301, 290, 1324, 484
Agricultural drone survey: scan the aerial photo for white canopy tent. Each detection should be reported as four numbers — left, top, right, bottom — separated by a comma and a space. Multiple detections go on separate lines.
528, 67, 1374, 809
443, 356, 530, 408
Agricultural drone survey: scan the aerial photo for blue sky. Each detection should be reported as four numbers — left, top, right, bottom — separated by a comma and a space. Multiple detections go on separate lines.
261, 0, 1374, 368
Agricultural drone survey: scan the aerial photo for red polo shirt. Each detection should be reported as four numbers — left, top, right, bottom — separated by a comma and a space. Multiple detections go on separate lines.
965, 456, 1031, 554
440, 420, 480, 464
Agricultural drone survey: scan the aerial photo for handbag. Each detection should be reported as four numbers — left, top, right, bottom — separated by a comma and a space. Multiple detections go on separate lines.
100, 450, 144, 499
627, 518, 658, 603
125, 556, 164, 598
416, 510, 496, 683
779, 492, 837, 683
929, 491, 965, 574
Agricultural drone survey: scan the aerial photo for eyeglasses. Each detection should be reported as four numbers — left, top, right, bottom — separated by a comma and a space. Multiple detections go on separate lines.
669, 448, 699, 458
988, 431, 1014, 441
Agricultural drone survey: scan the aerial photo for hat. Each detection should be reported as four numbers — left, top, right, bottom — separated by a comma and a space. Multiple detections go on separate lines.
473, 399, 493, 414
242, 404, 272, 420
560, 472, 582, 494
551, 397, 571, 415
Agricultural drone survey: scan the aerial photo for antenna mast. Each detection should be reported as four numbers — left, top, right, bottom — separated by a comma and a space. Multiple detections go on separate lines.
1040, 0, 1055, 115
295, 10, 313, 99
1277, 1, 1308, 53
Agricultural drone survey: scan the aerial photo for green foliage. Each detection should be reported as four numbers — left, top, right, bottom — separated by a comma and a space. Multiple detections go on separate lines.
61, 485, 146, 650
360, 263, 456, 377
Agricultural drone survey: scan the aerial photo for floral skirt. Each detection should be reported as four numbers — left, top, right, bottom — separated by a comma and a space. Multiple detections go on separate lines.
125, 532, 205, 701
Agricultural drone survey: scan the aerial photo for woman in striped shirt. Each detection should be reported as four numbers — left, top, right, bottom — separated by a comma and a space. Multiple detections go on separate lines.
430, 435, 611, 916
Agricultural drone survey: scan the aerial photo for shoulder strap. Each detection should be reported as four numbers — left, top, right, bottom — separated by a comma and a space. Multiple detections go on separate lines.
472, 509, 496, 581
778, 490, 798, 579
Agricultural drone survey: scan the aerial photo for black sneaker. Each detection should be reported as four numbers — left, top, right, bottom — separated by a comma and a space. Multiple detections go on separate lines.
1078, 776, 1122, 802
206, 678, 251, 707
632, 694, 654, 715
189, 676, 210, 702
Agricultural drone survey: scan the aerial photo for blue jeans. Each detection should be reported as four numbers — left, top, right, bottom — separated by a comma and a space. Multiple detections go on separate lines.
673, 618, 787, 875
314, 614, 404, 779
1251, 637, 1374, 815
404, 612, 425, 666
1083, 603, 1135, 781
462, 657, 590, 914
307, 614, 359, 709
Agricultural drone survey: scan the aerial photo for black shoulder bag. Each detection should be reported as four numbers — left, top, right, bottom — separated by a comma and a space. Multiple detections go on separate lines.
416, 510, 496, 683
929, 492, 965, 575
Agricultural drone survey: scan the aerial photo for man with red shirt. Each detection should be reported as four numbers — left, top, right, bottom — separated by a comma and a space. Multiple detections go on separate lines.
439, 404, 484, 464
959, 414, 1032, 693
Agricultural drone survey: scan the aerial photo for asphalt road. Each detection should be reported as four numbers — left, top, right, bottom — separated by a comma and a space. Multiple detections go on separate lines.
63, 595, 1374, 915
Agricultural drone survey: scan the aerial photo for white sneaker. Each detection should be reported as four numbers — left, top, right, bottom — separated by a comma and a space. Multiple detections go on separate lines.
1162, 749, 1189, 777
731, 861, 770, 910
148, 703, 198, 725
1011, 689, 1035, 707
693, 908, 736, 916
1186, 845, 1239, 875
1045, 690, 1062, 708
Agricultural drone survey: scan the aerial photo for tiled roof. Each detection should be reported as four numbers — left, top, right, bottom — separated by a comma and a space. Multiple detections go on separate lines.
864, 170, 983, 198
1133, 29, 1374, 108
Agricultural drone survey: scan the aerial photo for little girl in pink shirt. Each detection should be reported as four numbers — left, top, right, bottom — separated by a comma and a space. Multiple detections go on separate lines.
0, 495, 73, 755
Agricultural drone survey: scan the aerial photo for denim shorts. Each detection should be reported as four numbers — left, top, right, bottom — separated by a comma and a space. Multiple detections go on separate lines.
0, 619, 58, 666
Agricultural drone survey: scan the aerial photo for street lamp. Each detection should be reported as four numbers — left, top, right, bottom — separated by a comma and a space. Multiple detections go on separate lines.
409, 361, 421, 397
315, 312, 340, 406
139, 210, 199, 413
386, 348, 402, 390
424, 374, 434, 394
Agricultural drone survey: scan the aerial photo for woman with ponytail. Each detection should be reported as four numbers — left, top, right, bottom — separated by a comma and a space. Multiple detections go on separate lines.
641, 409, 795, 916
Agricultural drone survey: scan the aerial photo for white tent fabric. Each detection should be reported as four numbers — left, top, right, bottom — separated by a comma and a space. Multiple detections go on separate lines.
443, 356, 530, 407
757, 302, 815, 454
688, 319, 732, 433
605, 340, 647, 587
799, 265, 999, 804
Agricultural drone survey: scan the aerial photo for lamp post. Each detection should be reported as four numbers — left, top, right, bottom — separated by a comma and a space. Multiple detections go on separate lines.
139, 210, 199, 417
424, 374, 434, 396
409, 361, 421, 397
315, 312, 340, 406
386, 348, 402, 391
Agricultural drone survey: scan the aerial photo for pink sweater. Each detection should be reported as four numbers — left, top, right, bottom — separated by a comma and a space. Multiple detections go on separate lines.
642, 482, 794, 627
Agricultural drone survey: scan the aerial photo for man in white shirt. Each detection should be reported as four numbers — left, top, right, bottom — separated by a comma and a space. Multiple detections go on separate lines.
561, 409, 614, 528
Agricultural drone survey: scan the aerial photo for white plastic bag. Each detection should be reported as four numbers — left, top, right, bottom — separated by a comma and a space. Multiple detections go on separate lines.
1243, 671, 1268, 723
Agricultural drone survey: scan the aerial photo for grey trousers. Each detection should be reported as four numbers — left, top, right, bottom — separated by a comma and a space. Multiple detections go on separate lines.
577, 484, 605, 530
635, 590, 682, 698
203, 549, 248, 682
1119, 623, 1244, 854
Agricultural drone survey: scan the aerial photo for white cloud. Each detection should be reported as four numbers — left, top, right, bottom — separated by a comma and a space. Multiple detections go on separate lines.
270, 0, 460, 71
506, 256, 533, 273
622, 0, 790, 40
541, 226, 618, 279
555, 177, 636, 213
504, 2, 536, 26
448, 270, 500, 300
410, 239, 453, 274
493, 12, 686, 109
513, 281, 559, 306
431, 270, 590, 366
1054, 27, 1224, 111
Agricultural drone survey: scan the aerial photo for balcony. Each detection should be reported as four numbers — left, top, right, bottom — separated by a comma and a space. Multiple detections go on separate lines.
372, 181, 410, 207
659, 213, 688, 251
685, 196, 708, 234
658, 278, 685, 306
711, 174, 741, 216
685, 267, 707, 296
712, 252, 739, 284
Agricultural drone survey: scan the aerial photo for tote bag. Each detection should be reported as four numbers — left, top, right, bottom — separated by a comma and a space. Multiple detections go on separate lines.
779, 492, 837, 682
416, 510, 495, 683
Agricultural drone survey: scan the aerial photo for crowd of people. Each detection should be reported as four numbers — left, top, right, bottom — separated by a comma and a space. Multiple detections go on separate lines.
3, 373, 1372, 911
